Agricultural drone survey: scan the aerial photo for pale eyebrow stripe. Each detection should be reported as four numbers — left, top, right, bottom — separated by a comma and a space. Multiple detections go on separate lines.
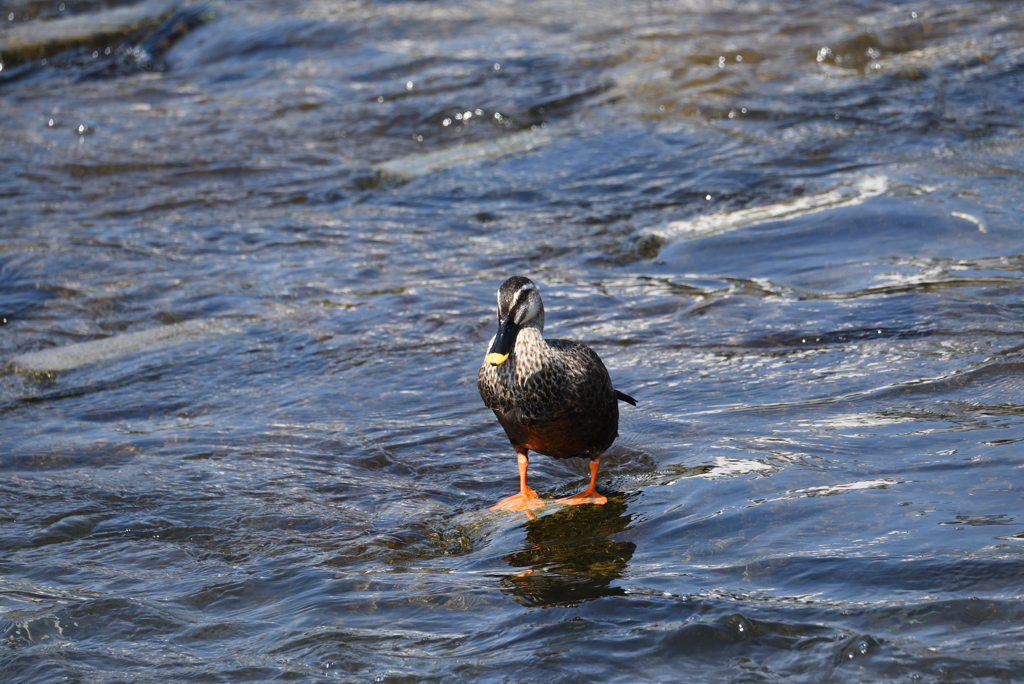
510, 283, 536, 309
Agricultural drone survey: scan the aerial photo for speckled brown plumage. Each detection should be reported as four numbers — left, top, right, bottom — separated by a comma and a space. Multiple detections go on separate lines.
478, 277, 636, 511
479, 331, 619, 459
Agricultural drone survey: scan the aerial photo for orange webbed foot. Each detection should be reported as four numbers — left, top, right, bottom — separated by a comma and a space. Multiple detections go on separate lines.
555, 487, 607, 506
490, 488, 545, 512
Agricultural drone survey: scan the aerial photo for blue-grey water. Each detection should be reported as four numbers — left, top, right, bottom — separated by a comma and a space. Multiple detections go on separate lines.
3, 0, 1024, 681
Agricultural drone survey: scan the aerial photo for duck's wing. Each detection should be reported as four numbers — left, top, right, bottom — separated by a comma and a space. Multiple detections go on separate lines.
549, 339, 636, 406
546, 339, 616, 402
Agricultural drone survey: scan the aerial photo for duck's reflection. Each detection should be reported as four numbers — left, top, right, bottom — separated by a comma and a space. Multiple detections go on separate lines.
500, 497, 635, 606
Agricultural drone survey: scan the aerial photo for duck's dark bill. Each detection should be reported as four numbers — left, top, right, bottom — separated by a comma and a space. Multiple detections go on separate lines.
486, 316, 520, 365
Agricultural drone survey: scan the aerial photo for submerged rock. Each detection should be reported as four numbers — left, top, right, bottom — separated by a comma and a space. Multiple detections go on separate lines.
0, 1, 214, 79
1, 2, 176, 66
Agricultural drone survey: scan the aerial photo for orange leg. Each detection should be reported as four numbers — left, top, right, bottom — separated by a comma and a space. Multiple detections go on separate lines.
556, 457, 608, 506
491, 451, 545, 512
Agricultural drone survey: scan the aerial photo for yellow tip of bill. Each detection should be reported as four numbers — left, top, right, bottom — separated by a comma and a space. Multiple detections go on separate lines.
486, 352, 510, 366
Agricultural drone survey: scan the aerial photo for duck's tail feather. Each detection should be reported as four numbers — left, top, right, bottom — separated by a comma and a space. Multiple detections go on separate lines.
615, 389, 638, 406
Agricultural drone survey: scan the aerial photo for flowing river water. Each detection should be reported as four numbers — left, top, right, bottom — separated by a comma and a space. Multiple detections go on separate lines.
3, 0, 1024, 681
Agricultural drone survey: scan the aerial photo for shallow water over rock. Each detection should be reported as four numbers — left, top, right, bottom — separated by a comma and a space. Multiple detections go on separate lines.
3, 0, 1024, 681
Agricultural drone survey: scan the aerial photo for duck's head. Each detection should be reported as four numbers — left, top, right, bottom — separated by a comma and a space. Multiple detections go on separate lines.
486, 276, 545, 366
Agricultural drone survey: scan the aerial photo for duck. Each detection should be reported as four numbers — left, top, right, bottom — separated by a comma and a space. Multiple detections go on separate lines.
478, 276, 636, 512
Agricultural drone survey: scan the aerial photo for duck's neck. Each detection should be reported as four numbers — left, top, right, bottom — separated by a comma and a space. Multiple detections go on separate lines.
510, 325, 549, 379
517, 325, 546, 347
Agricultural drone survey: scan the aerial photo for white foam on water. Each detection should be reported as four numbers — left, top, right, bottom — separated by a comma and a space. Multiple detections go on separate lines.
951, 211, 988, 233
373, 126, 556, 179
8, 319, 231, 373
774, 477, 902, 501
656, 175, 890, 241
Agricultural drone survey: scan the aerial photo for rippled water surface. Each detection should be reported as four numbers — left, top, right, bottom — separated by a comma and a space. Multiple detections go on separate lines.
3, 0, 1024, 681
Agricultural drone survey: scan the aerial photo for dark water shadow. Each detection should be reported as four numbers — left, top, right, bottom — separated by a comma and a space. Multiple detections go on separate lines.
500, 496, 635, 607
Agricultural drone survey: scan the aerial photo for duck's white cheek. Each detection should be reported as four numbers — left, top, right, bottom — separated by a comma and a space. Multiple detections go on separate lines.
516, 298, 541, 325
